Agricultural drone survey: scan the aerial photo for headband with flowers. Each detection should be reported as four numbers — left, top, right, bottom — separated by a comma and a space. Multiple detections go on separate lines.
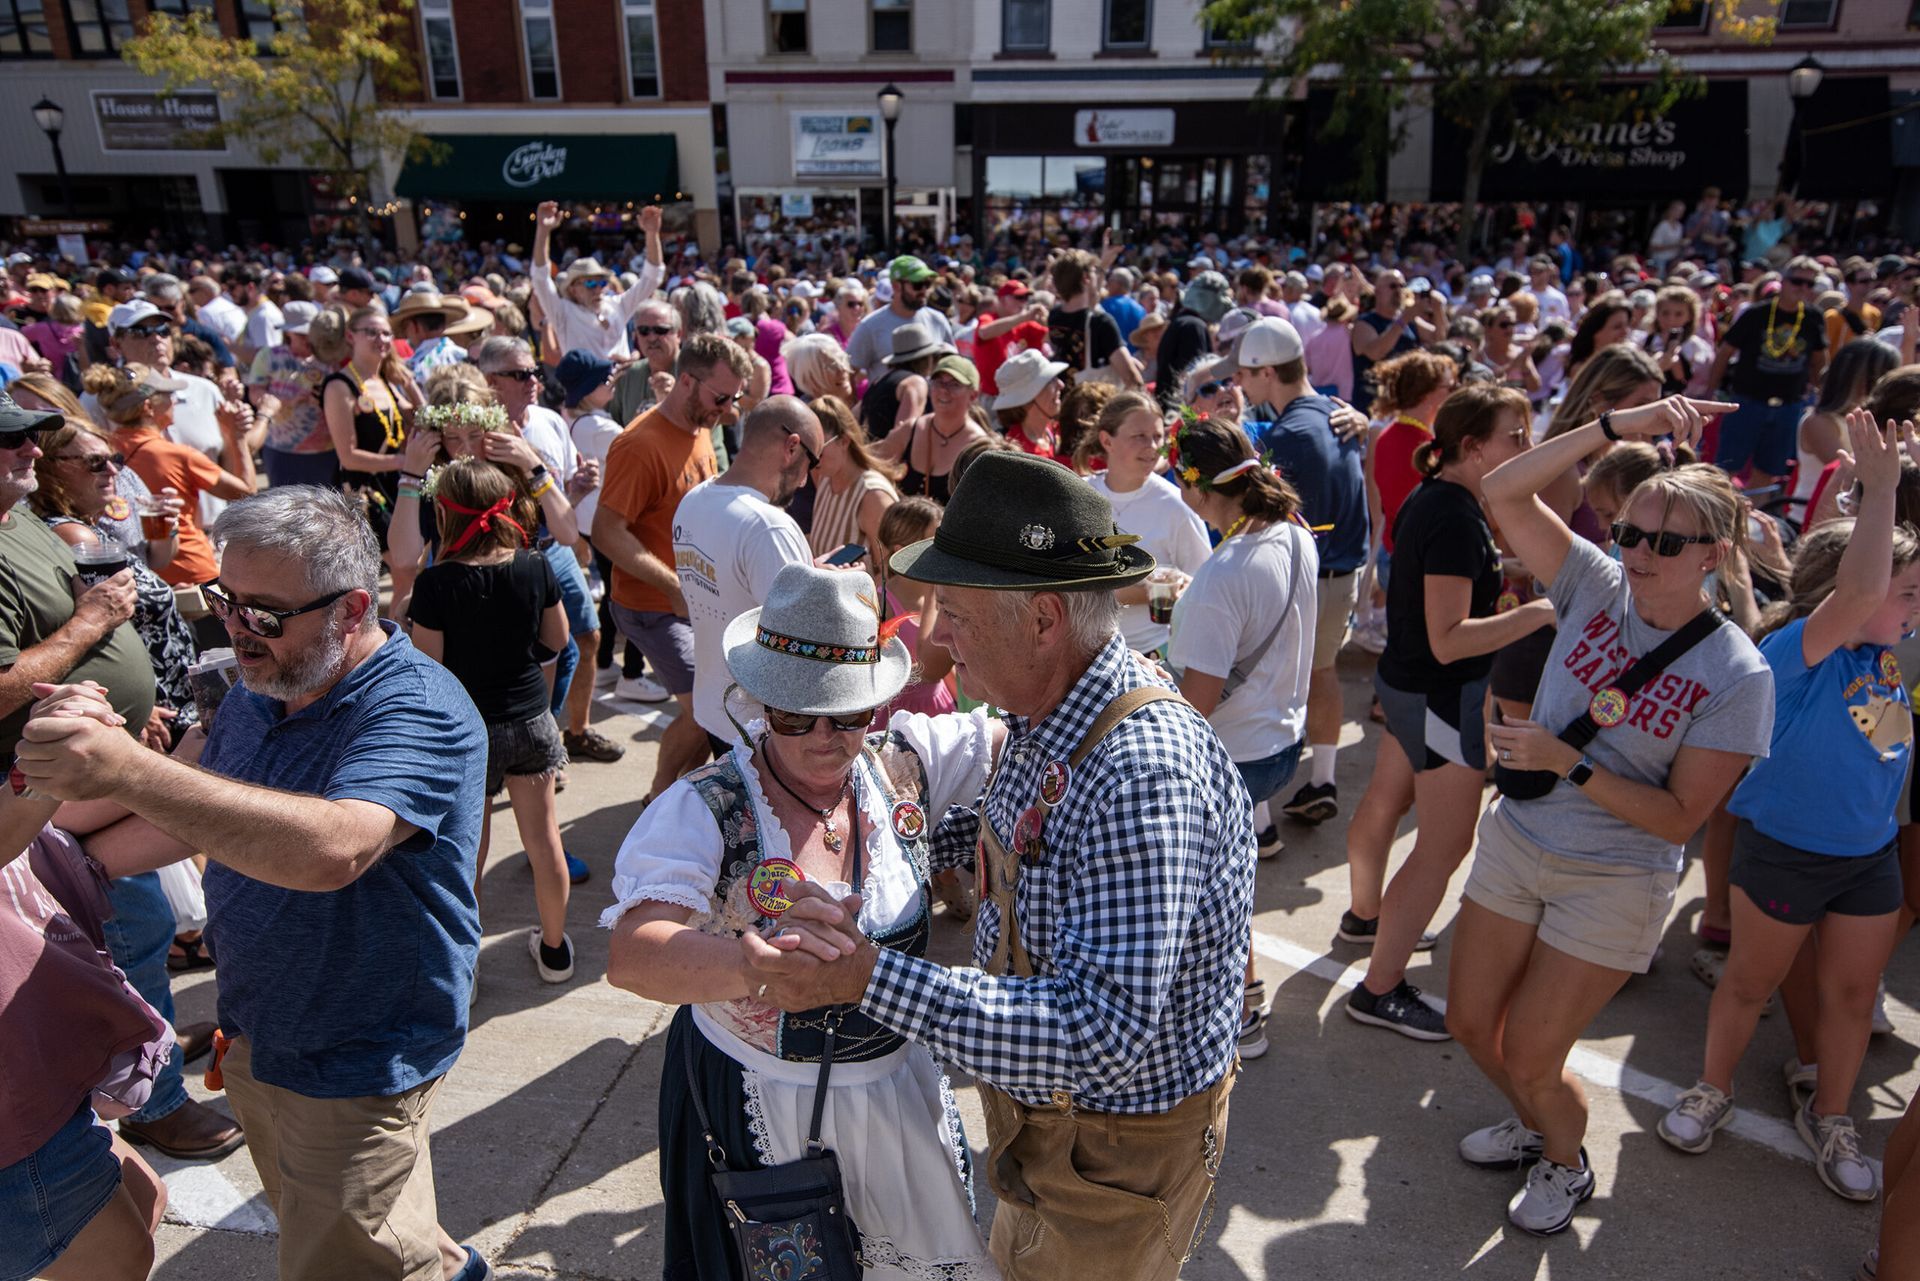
1164, 404, 1280, 491
416, 402, 508, 434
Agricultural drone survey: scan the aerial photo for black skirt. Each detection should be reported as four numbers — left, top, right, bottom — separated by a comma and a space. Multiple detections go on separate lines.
659, 1005, 763, 1281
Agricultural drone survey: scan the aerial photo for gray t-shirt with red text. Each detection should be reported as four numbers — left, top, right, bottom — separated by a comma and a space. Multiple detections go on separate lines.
1500, 538, 1774, 872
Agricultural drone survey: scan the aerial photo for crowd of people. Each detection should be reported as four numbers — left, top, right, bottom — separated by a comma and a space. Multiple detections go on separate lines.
4, 183, 1920, 1281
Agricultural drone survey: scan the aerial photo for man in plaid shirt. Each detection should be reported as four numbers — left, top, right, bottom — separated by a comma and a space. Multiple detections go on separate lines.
748, 450, 1255, 1281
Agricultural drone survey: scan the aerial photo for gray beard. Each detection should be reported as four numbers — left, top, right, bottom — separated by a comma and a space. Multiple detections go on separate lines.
237, 623, 348, 703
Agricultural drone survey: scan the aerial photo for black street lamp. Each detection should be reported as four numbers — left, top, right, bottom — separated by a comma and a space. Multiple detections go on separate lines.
878, 82, 903, 254
1782, 55, 1824, 196
31, 97, 74, 217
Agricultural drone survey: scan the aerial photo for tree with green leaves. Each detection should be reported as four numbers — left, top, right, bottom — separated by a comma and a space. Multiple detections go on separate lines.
1202, 0, 1775, 259
122, 0, 435, 236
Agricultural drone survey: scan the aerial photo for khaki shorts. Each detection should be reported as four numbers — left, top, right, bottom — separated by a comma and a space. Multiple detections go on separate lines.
1312, 572, 1359, 671
220, 1036, 447, 1281
1463, 803, 1679, 974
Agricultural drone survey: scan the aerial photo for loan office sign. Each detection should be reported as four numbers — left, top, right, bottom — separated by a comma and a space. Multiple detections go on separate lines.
1430, 81, 1748, 201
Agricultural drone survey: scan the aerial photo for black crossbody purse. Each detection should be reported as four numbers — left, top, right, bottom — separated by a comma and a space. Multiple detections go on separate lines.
1495, 607, 1724, 801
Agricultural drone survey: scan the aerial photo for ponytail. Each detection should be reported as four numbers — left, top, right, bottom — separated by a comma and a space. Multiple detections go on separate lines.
1412, 439, 1443, 478
1421, 384, 1530, 476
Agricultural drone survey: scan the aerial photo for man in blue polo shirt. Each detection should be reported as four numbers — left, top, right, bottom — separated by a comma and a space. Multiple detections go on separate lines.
1223, 317, 1369, 826
17, 485, 489, 1281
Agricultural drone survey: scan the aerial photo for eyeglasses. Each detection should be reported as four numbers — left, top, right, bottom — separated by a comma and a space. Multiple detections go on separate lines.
124, 322, 172, 339
1610, 522, 1718, 557
1786, 276, 1818, 288
56, 452, 125, 474
204, 581, 352, 639
783, 425, 821, 469
1490, 319, 1514, 329
1850, 276, 1874, 286
0, 429, 44, 452
351, 327, 392, 340
765, 706, 877, 736
633, 324, 675, 337
489, 368, 540, 382
690, 374, 745, 409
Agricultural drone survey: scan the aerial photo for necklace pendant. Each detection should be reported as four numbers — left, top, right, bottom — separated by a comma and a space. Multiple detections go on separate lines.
823, 826, 844, 854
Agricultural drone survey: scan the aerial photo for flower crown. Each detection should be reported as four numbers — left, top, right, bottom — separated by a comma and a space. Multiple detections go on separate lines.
1164, 404, 1276, 491
416, 402, 508, 434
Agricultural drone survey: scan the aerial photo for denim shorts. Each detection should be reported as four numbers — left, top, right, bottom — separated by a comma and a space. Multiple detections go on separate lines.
0, 1106, 122, 1281
1235, 741, 1304, 808
543, 541, 597, 637
485, 713, 569, 796
1715, 395, 1806, 477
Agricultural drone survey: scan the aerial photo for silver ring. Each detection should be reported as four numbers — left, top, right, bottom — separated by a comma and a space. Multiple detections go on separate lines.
1500, 750, 1512, 762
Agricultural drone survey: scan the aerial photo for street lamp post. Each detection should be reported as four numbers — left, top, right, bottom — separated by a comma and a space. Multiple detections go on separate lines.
878, 83, 903, 254
1783, 55, 1824, 196
31, 98, 74, 217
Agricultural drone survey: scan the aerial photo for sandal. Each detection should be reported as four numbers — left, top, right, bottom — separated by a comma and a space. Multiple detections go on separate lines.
932, 869, 974, 923
168, 936, 215, 973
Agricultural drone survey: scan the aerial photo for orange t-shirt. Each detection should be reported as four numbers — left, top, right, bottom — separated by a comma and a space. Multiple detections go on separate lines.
601, 407, 716, 613
114, 428, 223, 586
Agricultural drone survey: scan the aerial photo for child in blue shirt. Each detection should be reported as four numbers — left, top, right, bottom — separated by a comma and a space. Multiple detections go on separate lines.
1660, 409, 1920, 1203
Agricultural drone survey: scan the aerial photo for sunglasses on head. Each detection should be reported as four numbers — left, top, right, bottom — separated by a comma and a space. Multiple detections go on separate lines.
490, 368, 540, 382
1610, 521, 1717, 556
204, 581, 351, 639
57, 451, 125, 474
633, 324, 674, 337
766, 706, 877, 736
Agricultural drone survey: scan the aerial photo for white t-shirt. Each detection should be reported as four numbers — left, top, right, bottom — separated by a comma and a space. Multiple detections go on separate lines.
569, 408, 622, 531
196, 295, 246, 344
1169, 519, 1318, 761
1534, 285, 1571, 325
1287, 299, 1326, 341
520, 405, 579, 483
1087, 472, 1210, 655
244, 300, 284, 356
672, 479, 811, 741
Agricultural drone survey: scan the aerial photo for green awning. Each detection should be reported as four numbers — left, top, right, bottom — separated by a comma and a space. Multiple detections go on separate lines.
396, 134, 680, 202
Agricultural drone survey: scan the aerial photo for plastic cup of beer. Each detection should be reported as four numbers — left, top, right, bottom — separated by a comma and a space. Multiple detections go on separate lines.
1147, 568, 1181, 625
137, 495, 175, 542
71, 531, 129, 587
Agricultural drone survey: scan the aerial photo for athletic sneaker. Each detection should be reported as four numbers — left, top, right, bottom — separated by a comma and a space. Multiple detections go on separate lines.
614, 673, 671, 703
1256, 825, 1285, 859
1350, 620, 1387, 655
1872, 978, 1894, 1036
1458, 1117, 1544, 1169
1782, 1056, 1817, 1110
1239, 979, 1269, 1060
1283, 782, 1339, 825
562, 727, 626, 763
565, 852, 590, 885
1507, 1151, 1594, 1235
1335, 910, 1438, 952
530, 929, 575, 984
1345, 979, 1450, 1040
1657, 1081, 1734, 1154
1797, 1101, 1878, 1201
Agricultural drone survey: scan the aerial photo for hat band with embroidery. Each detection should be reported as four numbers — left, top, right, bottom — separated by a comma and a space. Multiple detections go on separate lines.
932, 525, 1140, 577
756, 625, 880, 665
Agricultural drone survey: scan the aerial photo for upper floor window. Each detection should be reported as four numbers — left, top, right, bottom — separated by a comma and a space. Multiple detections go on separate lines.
240, 0, 297, 53
1103, 0, 1149, 49
0, 0, 53, 57
148, 0, 216, 16
420, 0, 461, 99
1652, 0, 1711, 30
67, 0, 135, 56
769, 0, 807, 54
1778, 0, 1838, 27
624, 0, 659, 98
872, 0, 909, 52
1201, 17, 1253, 48
521, 0, 561, 99
1003, 0, 1049, 51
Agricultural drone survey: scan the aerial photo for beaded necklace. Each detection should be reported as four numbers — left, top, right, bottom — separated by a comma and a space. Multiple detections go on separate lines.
346, 365, 405, 451
1760, 296, 1805, 360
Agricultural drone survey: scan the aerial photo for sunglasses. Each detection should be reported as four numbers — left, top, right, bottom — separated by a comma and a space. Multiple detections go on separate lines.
1490, 319, 1514, 329
1786, 277, 1818, 288
205, 581, 351, 639
766, 706, 877, 736
490, 368, 540, 382
783, 425, 821, 469
57, 451, 125, 473
0, 428, 44, 452
125, 323, 172, 339
691, 374, 745, 409
580, 279, 611, 290
1197, 380, 1234, 399
1610, 522, 1717, 556
633, 324, 675, 337
352, 327, 393, 340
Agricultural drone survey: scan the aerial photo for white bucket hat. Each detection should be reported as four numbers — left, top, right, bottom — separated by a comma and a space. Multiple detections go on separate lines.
723, 564, 912, 718
993, 349, 1068, 410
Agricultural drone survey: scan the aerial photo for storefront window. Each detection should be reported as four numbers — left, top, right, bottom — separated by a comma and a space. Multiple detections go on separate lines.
737, 191, 865, 257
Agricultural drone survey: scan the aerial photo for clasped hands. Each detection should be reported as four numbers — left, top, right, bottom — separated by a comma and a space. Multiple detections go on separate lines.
739, 880, 878, 1013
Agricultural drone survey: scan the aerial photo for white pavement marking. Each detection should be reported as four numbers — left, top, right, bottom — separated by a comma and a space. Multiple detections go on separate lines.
1249, 927, 1872, 1175
149, 1155, 277, 1235
593, 692, 675, 730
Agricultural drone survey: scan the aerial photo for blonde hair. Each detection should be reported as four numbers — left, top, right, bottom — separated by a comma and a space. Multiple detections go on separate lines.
29, 418, 115, 521
1620, 462, 1741, 550
6, 374, 86, 423
1545, 344, 1661, 440
811, 394, 903, 482
83, 363, 165, 426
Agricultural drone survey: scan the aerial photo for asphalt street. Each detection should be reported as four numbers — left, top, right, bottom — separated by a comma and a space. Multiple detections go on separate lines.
148, 650, 1912, 1280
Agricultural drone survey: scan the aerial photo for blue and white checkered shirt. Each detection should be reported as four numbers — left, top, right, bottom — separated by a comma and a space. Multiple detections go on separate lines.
861, 634, 1255, 1114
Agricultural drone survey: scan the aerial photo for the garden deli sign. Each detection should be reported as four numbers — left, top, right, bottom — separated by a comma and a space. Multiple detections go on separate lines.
1430, 81, 1748, 200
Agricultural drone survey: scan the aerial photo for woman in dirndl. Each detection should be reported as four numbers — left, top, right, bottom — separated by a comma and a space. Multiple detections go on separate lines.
603, 562, 1004, 1280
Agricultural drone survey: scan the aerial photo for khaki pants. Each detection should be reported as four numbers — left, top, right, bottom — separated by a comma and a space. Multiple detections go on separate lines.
979, 1070, 1234, 1281
221, 1036, 447, 1281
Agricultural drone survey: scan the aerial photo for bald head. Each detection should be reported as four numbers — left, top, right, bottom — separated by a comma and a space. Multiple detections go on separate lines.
740, 395, 822, 454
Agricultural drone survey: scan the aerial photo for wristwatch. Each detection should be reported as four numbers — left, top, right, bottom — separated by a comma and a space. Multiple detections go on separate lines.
1565, 754, 1596, 788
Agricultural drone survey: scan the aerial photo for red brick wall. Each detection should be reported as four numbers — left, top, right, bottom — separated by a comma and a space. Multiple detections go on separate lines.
657, 0, 708, 103
449, 0, 527, 103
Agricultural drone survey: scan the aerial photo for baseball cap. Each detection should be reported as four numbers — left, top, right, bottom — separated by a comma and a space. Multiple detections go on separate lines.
95, 267, 135, 288
1629, 288, 1656, 309
1282, 270, 1308, 290
995, 279, 1030, 300
337, 266, 376, 293
25, 273, 65, 292
107, 300, 166, 333
0, 389, 63, 435
789, 280, 823, 299
931, 354, 980, 390
1189, 254, 1216, 271
1878, 254, 1910, 280
888, 255, 936, 284
556, 349, 615, 407
282, 300, 320, 335
1217, 316, 1304, 377
307, 265, 339, 285
1304, 264, 1325, 283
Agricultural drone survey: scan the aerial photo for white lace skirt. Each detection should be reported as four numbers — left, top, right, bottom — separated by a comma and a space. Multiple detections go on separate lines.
692, 1007, 1000, 1280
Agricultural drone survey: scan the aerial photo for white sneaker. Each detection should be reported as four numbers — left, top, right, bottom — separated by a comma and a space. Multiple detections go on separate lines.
1797, 1102, 1878, 1201
1782, 1056, 1818, 1110
593, 663, 620, 687
1506, 1152, 1594, 1235
613, 674, 670, 703
1658, 1081, 1734, 1154
1872, 979, 1894, 1036
1457, 1116, 1544, 1170
530, 929, 576, 984
1349, 621, 1387, 655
